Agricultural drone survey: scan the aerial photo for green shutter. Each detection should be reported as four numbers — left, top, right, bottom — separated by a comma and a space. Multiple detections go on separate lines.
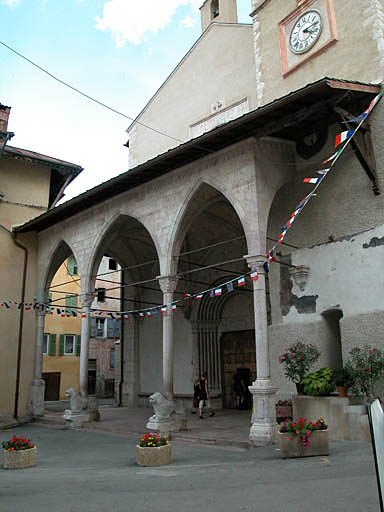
48, 334, 56, 356
59, 334, 65, 356
67, 255, 78, 276
75, 335, 81, 356
65, 295, 77, 315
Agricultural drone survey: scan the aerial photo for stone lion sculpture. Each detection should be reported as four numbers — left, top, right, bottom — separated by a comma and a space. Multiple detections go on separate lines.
65, 388, 88, 413
148, 392, 175, 421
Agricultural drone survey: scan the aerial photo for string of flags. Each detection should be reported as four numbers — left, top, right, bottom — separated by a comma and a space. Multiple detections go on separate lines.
2, 91, 383, 320
1, 270, 260, 319
265, 90, 383, 263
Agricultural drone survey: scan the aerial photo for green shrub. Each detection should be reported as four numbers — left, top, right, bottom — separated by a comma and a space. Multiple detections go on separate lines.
302, 367, 336, 396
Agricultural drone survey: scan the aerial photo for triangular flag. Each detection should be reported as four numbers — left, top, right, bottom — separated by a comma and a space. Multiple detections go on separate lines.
172, 303, 177, 312
237, 276, 246, 287
263, 261, 269, 273
316, 168, 330, 176
0, 301, 10, 309
183, 293, 191, 298
335, 130, 354, 147
214, 288, 222, 296
81, 313, 87, 318
303, 177, 321, 184
161, 306, 167, 315
194, 293, 204, 300
250, 271, 259, 281
226, 282, 234, 293
138, 312, 144, 319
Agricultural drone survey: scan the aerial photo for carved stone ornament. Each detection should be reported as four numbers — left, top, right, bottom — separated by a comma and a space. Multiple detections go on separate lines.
289, 265, 310, 291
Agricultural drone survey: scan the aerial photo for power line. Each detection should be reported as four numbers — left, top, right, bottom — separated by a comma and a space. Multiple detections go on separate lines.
0, 39, 214, 155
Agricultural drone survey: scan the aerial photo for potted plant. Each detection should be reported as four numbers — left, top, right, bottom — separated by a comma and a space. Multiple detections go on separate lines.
136, 433, 172, 467
275, 399, 293, 423
301, 367, 336, 396
344, 345, 384, 403
332, 367, 353, 397
278, 341, 320, 393
2, 435, 36, 469
278, 417, 329, 458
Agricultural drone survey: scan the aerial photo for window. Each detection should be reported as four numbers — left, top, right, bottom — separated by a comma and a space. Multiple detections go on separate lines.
211, 0, 219, 18
66, 255, 78, 276
43, 334, 48, 354
65, 295, 78, 315
96, 318, 106, 338
109, 258, 117, 270
64, 335, 75, 355
110, 348, 115, 369
96, 288, 106, 302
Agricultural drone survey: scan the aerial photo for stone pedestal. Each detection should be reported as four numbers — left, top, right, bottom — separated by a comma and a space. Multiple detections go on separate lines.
63, 396, 100, 429
30, 379, 45, 417
249, 378, 278, 446
146, 417, 177, 436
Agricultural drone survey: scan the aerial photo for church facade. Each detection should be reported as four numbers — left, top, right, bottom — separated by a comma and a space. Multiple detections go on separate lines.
12, 0, 384, 444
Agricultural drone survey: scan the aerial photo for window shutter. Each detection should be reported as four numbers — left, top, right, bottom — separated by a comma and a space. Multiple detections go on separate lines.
114, 319, 120, 339
107, 318, 114, 338
75, 335, 81, 356
65, 295, 77, 315
59, 334, 65, 356
67, 255, 78, 276
90, 317, 97, 338
48, 334, 56, 356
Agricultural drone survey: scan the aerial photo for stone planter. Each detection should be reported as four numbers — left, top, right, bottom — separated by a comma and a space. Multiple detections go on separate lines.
136, 444, 172, 467
278, 429, 329, 458
3, 446, 37, 469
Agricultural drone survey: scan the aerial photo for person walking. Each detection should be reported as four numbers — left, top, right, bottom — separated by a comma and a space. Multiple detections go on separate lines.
198, 372, 215, 419
191, 376, 200, 414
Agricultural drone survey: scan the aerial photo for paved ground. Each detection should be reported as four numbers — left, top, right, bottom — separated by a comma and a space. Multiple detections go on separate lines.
0, 406, 381, 512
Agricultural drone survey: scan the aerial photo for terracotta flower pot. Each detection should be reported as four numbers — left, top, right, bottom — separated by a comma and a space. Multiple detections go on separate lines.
3, 446, 37, 469
336, 386, 347, 397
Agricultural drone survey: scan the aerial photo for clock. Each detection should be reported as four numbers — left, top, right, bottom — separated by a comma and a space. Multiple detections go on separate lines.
278, 0, 338, 77
289, 10, 322, 55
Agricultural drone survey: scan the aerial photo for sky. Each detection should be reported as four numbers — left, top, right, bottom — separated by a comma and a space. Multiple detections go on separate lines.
0, 0, 252, 202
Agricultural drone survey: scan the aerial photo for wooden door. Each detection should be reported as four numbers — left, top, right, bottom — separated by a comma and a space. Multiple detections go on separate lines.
42, 372, 61, 401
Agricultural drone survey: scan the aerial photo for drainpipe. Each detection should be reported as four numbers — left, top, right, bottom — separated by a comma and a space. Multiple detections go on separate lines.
0, 224, 28, 419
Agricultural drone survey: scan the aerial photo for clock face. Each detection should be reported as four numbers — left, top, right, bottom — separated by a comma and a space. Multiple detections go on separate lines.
289, 10, 322, 55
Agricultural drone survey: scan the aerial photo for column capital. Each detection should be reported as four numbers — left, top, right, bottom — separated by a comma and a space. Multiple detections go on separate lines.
244, 254, 267, 272
35, 308, 46, 318
157, 275, 179, 294
80, 293, 94, 309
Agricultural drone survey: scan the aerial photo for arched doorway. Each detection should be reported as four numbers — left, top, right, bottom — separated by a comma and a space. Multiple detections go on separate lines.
171, 182, 253, 408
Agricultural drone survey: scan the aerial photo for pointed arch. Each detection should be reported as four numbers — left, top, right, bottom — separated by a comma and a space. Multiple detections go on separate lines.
84, 213, 161, 294
166, 179, 249, 275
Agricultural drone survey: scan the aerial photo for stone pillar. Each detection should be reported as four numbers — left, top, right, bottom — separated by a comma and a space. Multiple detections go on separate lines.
79, 293, 93, 397
30, 309, 46, 417
245, 254, 277, 446
158, 275, 179, 400
146, 275, 181, 435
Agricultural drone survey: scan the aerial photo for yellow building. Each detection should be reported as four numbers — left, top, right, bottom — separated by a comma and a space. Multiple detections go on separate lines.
43, 256, 82, 400
0, 103, 82, 422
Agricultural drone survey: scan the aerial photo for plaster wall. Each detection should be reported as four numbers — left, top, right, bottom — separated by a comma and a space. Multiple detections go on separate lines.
253, 0, 384, 107
128, 24, 256, 167
0, 155, 51, 419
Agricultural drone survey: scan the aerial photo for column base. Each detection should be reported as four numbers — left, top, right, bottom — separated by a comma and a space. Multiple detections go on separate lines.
30, 379, 45, 417
249, 378, 278, 446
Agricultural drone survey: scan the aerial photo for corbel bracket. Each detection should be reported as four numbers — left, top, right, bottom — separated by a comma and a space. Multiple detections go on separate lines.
333, 106, 380, 195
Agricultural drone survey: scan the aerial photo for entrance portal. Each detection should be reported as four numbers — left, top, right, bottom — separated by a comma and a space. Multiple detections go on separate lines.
221, 330, 256, 409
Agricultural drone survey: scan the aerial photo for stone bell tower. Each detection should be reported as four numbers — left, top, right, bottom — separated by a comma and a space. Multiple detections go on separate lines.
200, 0, 238, 32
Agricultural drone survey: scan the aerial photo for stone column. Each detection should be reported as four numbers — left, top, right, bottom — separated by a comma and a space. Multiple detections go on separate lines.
146, 275, 180, 435
30, 309, 46, 417
158, 275, 179, 400
245, 254, 277, 446
79, 293, 93, 397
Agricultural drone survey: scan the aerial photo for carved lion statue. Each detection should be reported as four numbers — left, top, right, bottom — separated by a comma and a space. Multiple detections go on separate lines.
65, 388, 88, 413
148, 392, 175, 421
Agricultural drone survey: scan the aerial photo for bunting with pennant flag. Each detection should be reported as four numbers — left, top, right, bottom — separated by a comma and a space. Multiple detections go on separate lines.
334, 129, 355, 147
